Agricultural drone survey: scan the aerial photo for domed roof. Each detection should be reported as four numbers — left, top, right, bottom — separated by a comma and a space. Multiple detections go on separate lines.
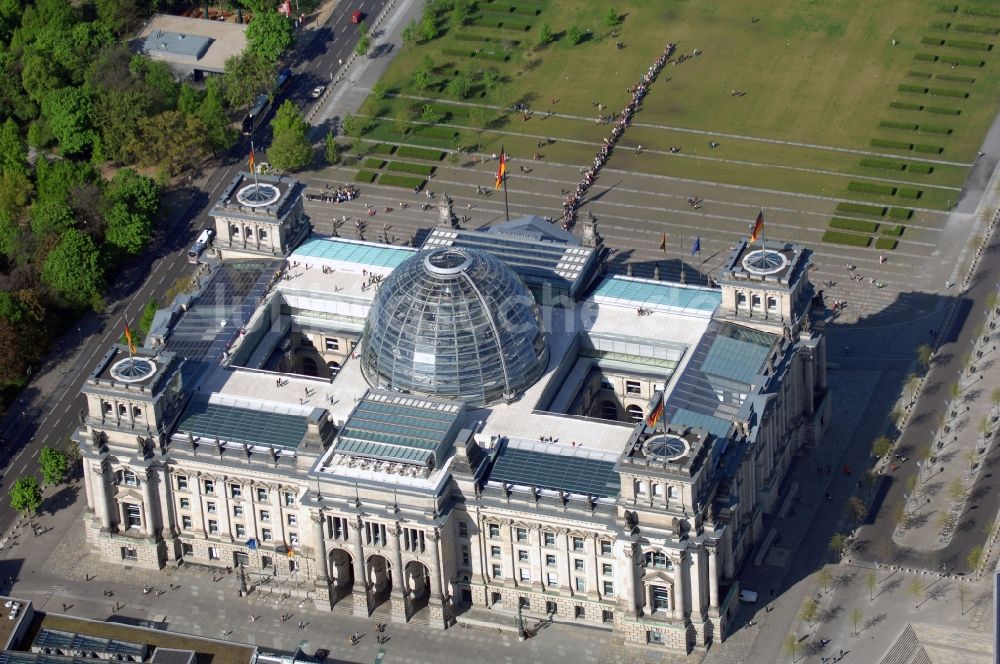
360, 247, 548, 407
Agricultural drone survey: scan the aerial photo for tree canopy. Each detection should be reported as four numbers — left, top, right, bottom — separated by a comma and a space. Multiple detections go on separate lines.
42, 229, 104, 309
246, 10, 294, 63
267, 101, 312, 171
39, 446, 69, 485
9, 476, 42, 516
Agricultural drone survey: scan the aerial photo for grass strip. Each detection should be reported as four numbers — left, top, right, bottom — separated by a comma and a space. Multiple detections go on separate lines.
822, 230, 872, 247
889, 101, 924, 110
889, 208, 913, 220
928, 87, 969, 98
919, 124, 953, 134
363, 158, 386, 169
385, 161, 436, 175
836, 202, 886, 217
367, 143, 396, 155
881, 224, 906, 236
860, 157, 908, 170
898, 84, 929, 94
914, 143, 944, 153
378, 173, 427, 188
945, 39, 993, 50
848, 182, 897, 195
936, 73, 975, 82
926, 106, 962, 114
955, 24, 999, 35
880, 120, 920, 130
830, 217, 880, 233
875, 238, 899, 250
396, 146, 446, 160
354, 170, 378, 183
871, 138, 913, 150
908, 162, 935, 174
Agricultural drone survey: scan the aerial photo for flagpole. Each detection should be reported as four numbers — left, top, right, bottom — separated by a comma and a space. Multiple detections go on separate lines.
760, 206, 766, 256
502, 170, 510, 222
250, 139, 260, 190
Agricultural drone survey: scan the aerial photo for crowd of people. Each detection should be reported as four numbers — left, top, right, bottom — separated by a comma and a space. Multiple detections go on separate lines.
305, 184, 358, 204
559, 42, 676, 230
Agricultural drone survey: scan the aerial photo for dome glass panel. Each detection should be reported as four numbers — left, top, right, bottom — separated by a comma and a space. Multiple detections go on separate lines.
360, 247, 548, 407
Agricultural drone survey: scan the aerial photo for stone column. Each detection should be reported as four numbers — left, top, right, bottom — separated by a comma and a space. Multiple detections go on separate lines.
428, 529, 443, 602
351, 517, 369, 617
389, 524, 406, 621
591, 535, 601, 600
803, 354, 816, 416
723, 532, 735, 579
623, 544, 640, 616
141, 468, 158, 539
708, 547, 720, 611
689, 549, 703, 620
92, 463, 113, 532
191, 474, 206, 535
156, 467, 176, 540
673, 552, 686, 621
562, 530, 574, 595
533, 525, 544, 592
82, 460, 95, 512
312, 513, 329, 581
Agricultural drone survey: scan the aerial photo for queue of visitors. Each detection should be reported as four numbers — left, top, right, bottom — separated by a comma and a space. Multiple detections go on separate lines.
559, 42, 676, 231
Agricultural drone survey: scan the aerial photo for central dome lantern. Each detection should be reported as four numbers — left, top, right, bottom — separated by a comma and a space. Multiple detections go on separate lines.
359, 247, 548, 407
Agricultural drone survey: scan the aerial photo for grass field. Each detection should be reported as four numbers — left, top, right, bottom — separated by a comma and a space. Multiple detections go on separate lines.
351, 0, 1000, 250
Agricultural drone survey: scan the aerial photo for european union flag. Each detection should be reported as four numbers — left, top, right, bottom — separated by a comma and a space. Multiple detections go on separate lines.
246, 538, 258, 550
690, 236, 701, 256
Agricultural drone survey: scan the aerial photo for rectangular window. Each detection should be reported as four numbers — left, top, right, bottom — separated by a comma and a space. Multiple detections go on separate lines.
208, 520, 219, 535
208, 546, 219, 560
260, 510, 270, 523
546, 572, 558, 587
574, 558, 585, 571
575, 577, 586, 592
516, 528, 527, 543
461, 544, 470, 567
233, 505, 244, 518
575, 605, 585, 619
518, 550, 529, 562
625, 380, 641, 395
230, 484, 242, 498
287, 514, 298, 527
519, 568, 530, 582
203, 479, 215, 495
123, 546, 138, 561
652, 586, 669, 612
767, 296, 778, 311
236, 524, 247, 538
546, 600, 558, 615
329, 516, 347, 540
648, 631, 662, 645
489, 523, 500, 538
176, 475, 188, 491
234, 551, 249, 566
491, 546, 501, 558
491, 564, 502, 579
125, 504, 142, 529
572, 537, 584, 552
544, 531, 555, 546
262, 528, 272, 542
458, 521, 468, 538
600, 540, 612, 556
283, 492, 295, 506
545, 554, 557, 567
261, 555, 273, 569
289, 532, 299, 546
179, 498, 190, 510
325, 338, 339, 351
181, 543, 194, 556
206, 502, 217, 514
181, 516, 192, 530
602, 610, 614, 624
603, 581, 614, 596
519, 597, 530, 610
256, 488, 269, 502
602, 563, 613, 576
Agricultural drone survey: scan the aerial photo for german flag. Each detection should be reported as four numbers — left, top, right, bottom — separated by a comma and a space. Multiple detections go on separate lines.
750, 209, 764, 243
494, 148, 506, 189
248, 145, 256, 173
123, 321, 137, 354
659, 232, 667, 252
646, 397, 664, 428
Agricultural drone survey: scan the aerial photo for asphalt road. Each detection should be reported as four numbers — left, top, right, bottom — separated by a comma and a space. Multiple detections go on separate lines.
0, 0, 384, 534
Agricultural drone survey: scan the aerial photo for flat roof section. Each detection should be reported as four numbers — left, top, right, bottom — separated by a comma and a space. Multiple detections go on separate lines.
136, 15, 247, 74
292, 236, 416, 270
592, 275, 721, 315
175, 400, 308, 449
487, 441, 621, 498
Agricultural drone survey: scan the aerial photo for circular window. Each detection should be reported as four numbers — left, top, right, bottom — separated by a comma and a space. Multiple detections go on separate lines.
235, 183, 281, 208
644, 434, 690, 461
741, 249, 788, 276
109, 357, 157, 383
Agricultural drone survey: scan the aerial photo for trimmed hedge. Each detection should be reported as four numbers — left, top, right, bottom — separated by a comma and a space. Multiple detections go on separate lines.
928, 87, 969, 98
880, 120, 919, 130
914, 52, 939, 61
955, 24, 999, 35
871, 138, 913, 150
396, 146, 446, 161
896, 187, 923, 199
926, 106, 961, 115
920, 124, 953, 134
363, 158, 386, 169
386, 161, 436, 176
368, 143, 396, 155
354, 170, 378, 183
848, 182, 896, 195
908, 163, 935, 174
378, 173, 426, 188
962, 6, 1000, 16
914, 143, 944, 153
946, 39, 993, 50
836, 202, 886, 217
822, 231, 872, 247
470, 13, 535, 31
921, 36, 946, 45
936, 73, 976, 82
939, 55, 985, 66
890, 101, 923, 110
930, 21, 951, 30
908, 70, 934, 78
881, 224, 906, 236
889, 208, 913, 220
898, 84, 929, 94
875, 238, 899, 250
938, 4, 957, 12
830, 217, 879, 233
860, 157, 907, 170
414, 125, 459, 140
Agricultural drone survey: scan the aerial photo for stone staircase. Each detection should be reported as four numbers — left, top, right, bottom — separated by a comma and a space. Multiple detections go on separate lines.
879, 624, 917, 664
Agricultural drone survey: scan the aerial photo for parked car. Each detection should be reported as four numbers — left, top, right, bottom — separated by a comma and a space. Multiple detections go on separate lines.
351, 9, 363, 23
311, 85, 326, 99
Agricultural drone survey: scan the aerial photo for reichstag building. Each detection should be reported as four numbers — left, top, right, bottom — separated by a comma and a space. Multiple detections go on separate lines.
74, 173, 829, 653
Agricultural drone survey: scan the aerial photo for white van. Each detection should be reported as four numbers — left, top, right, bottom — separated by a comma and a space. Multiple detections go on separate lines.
739, 590, 758, 603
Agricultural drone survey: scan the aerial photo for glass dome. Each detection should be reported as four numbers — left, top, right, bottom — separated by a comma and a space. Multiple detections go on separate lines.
360, 247, 548, 407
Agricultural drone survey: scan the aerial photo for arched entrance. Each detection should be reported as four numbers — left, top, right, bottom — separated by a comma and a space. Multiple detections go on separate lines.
366, 554, 392, 611
404, 560, 430, 618
328, 549, 354, 604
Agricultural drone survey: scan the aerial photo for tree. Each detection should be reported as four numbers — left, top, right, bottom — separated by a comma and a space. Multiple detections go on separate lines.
139, 298, 159, 335
907, 578, 923, 608
799, 598, 818, 626
992, 386, 1000, 409
871, 436, 893, 459
567, 25, 584, 45
413, 67, 431, 91
268, 101, 312, 171
828, 533, 847, 557
916, 343, 933, 370
844, 496, 867, 528
341, 113, 358, 138
451, 0, 471, 27
355, 33, 371, 58
469, 106, 492, 132
849, 607, 863, 636
42, 229, 104, 310
324, 131, 340, 165
905, 372, 920, 401
106, 168, 160, 219
604, 7, 621, 27
41, 86, 97, 157
372, 81, 388, 101
124, 111, 208, 176
447, 71, 473, 99
948, 478, 968, 501
104, 202, 150, 256
893, 503, 910, 530
401, 21, 415, 47
816, 567, 833, 593
419, 15, 437, 42
246, 11, 294, 62
0, 118, 26, 177
9, 476, 41, 517
957, 580, 969, 614
481, 67, 503, 91
537, 23, 553, 46
783, 634, 800, 662
223, 50, 276, 109
95, 0, 140, 36
29, 200, 75, 237
196, 77, 237, 154
966, 544, 984, 573
92, 89, 150, 163
421, 104, 442, 124
864, 571, 877, 601
38, 446, 68, 485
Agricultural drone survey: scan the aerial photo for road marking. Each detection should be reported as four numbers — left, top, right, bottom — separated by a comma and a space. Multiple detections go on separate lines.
31, 449, 38, 459
19, 464, 27, 473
